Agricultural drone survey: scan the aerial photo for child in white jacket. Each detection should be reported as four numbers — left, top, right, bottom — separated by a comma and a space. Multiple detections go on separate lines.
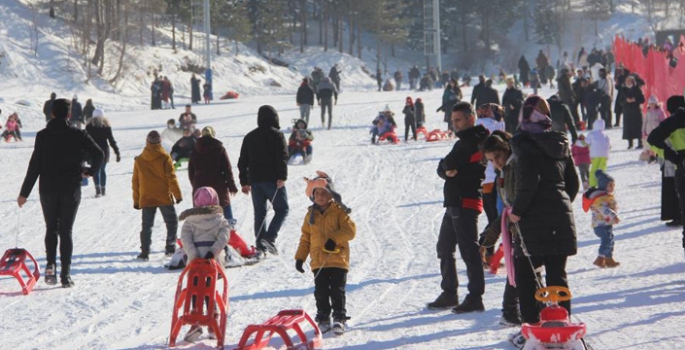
642, 96, 666, 162
585, 119, 611, 188
179, 186, 230, 342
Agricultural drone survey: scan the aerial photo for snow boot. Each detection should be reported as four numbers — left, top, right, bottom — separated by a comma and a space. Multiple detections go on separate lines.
604, 257, 620, 268
95, 186, 102, 198
183, 325, 203, 342
499, 309, 522, 327
508, 330, 526, 349
332, 315, 349, 335
451, 294, 485, 314
61, 275, 75, 288
315, 314, 331, 334
137, 252, 149, 261
165, 245, 176, 257
666, 220, 682, 227
593, 256, 606, 268
426, 292, 458, 310
45, 263, 57, 285
101, 187, 106, 196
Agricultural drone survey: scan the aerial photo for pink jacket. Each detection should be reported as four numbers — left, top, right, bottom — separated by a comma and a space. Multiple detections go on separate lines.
5, 120, 17, 132
572, 141, 591, 165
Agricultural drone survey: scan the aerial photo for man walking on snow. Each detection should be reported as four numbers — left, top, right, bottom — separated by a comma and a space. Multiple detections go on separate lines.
317, 77, 338, 130
428, 101, 488, 313
238, 105, 290, 254
18, 98, 104, 288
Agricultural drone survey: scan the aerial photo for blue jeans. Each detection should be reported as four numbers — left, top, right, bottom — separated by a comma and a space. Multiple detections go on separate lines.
223, 205, 236, 227
93, 162, 107, 187
593, 225, 615, 258
251, 182, 289, 249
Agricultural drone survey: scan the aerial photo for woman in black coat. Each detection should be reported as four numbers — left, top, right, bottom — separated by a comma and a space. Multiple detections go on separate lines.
191, 73, 202, 104
509, 96, 579, 326
502, 78, 524, 134
620, 76, 645, 149
85, 109, 120, 197
518, 56, 530, 87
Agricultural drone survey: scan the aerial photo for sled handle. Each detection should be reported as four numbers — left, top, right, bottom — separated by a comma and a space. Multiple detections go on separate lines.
535, 286, 572, 303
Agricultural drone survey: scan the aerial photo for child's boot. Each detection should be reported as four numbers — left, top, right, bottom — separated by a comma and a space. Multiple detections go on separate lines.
332, 314, 349, 335
184, 324, 203, 342
315, 314, 331, 333
604, 257, 620, 268
95, 186, 102, 198
593, 256, 606, 268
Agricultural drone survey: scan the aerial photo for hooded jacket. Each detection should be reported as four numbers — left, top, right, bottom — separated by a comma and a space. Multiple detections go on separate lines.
295, 202, 356, 271
238, 106, 289, 186
585, 119, 611, 158
132, 143, 183, 208
180, 205, 230, 263
438, 125, 489, 210
316, 77, 338, 101
571, 140, 591, 165
582, 189, 619, 228
643, 106, 666, 136
511, 130, 579, 257
85, 117, 120, 163
20, 119, 104, 197
188, 136, 239, 207
502, 87, 524, 134
475, 117, 505, 184
296, 82, 315, 105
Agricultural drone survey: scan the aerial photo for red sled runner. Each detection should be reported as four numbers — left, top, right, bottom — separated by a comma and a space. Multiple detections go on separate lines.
426, 129, 454, 142
0, 248, 40, 295
234, 309, 322, 350
169, 259, 229, 349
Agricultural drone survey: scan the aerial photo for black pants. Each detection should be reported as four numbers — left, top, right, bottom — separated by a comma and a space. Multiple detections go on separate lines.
482, 190, 498, 255
675, 165, 685, 248
600, 96, 612, 127
404, 119, 416, 141
40, 190, 82, 276
515, 255, 570, 324
503, 280, 519, 313
614, 111, 622, 126
140, 205, 178, 253
437, 207, 485, 297
320, 98, 333, 129
313, 268, 347, 319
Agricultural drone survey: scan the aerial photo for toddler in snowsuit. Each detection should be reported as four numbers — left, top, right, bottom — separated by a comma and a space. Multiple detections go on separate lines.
584, 119, 611, 187
295, 171, 355, 335
583, 170, 620, 268
288, 119, 314, 159
403, 96, 417, 141
370, 106, 397, 144
180, 186, 230, 342
2, 113, 20, 142
572, 134, 591, 190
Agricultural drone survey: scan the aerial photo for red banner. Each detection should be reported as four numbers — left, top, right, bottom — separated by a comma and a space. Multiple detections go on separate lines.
613, 35, 685, 105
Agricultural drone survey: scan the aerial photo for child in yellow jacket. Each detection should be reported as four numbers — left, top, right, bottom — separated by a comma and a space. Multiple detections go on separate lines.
295, 171, 355, 335
582, 169, 620, 268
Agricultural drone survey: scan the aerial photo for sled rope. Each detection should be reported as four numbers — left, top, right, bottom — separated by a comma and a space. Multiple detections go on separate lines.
513, 221, 546, 294
293, 252, 332, 309
15, 208, 21, 248
254, 187, 281, 245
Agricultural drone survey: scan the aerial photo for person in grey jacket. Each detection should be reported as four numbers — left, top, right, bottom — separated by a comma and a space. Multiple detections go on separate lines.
317, 77, 338, 130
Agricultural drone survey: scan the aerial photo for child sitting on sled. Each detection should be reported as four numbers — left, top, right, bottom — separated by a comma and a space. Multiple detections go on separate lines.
180, 186, 230, 342
370, 105, 398, 144
583, 170, 620, 269
2, 112, 21, 142
295, 171, 355, 335
289, 119, 314, 160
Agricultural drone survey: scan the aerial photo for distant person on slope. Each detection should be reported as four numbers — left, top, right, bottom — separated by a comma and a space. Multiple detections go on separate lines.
296, 78, 315, 124
85, 108, 121, 198
437, 79, 462, 131
132, 130, 183, 261
191, 73, 202, 104
43, 92, 56, 123
317, 77, 338, 130
329, 64, 342, 91
238, 105, 289, 254
70, 94, 84, 129
83, 99, 95, 122
18, 98, 104, 288
403, 96, 417, 141
179, 104, 198, 131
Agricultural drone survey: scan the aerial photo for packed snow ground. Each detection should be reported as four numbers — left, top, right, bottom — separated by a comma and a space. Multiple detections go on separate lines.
1, 83, 685, 350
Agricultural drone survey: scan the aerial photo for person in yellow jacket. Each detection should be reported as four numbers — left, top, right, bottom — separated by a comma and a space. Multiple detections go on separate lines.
295, 171, 355, 335
132, 130, 183, 261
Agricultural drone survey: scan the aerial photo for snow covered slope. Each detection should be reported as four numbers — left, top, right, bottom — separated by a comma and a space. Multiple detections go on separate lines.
1, 83, 684, 350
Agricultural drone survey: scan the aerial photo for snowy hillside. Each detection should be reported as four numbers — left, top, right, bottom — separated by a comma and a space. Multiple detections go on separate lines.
1, 82, 685, 350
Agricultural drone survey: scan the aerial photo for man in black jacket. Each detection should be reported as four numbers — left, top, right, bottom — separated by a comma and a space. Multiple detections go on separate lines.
18, 98, 104, 288
470, 75, 486, 105
475, 79, 500, 108
43, 92, 56, 123
547, 95, 579, 143
296, 78, 315, 124
428, 102, 488, 314
238, 105, 289, 254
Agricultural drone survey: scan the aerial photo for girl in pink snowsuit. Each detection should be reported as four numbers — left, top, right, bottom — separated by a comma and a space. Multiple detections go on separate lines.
642, 96, 666, 162
2, 114, 20, 142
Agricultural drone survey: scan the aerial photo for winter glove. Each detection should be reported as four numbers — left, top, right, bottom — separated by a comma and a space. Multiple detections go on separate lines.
134, 204, 140, 210
324, 238, 336, 252
176, 199, 182, 205
205, 251, 214, 260
295, 259, 305, 273
116, 153, 121, 163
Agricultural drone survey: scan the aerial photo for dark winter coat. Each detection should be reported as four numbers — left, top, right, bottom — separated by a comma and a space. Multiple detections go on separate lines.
502, 87, 524, 134
614, 73, 628, 115
191, 76, 202, 103
518, 56, 531, 85
85, 118, 120, 163
188, 136, 239, 208
179, 112, 198, 130
171, 136, 196, 160
511, 131, 579, 258
43, 98, 55, 122
476, 86, 500, 108
296, 83, 315, 105
437, 125, 488, 210
439, 87, 459, 123
83, 103, 95, 121
70, 100, 83, 124
415, 101, 426, 126
572, 79, 586, 106
471, 82, 486, 105
20, 119, 104, 198
329, 66, 341, 82
409, 67, 421, 80
620, 86, 645, 140
547, 96, 578, 142
402, 105, 415, 124
557, 75, 575, 106
237, 107, 288, 186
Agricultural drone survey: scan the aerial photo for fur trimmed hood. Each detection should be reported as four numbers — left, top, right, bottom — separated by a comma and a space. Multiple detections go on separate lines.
179, 205, 223, 221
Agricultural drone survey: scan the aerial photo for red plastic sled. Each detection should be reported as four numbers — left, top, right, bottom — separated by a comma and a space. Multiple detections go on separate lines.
426, 129, 454, 142
234, 309, 322, 350
0, 248, 40, 295
169, 259, 229, 349
378, 131, 399, 144
488, 244, 504, 275
220, 91, 240, 100
521, 287, 586, 345
416, 126, 430, 140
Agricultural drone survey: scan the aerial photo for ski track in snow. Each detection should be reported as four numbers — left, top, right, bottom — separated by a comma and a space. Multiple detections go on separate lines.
1, 85, 685, 350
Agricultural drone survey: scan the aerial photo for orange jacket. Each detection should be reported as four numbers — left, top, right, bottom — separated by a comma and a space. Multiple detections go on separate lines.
295, 203, 356, 271
132, 143, 183, 208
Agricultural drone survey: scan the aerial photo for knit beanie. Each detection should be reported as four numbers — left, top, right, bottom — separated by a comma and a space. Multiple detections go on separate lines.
648, 95, 658, 105
92, 108, 104, 118
519, 95, 552, 133
666, 95, 685, 114
304, 171, 351, 224
596, 169, 614, 191
193, 187, 219, 207
146, 130, 162, 144
202, 126, 216, 138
